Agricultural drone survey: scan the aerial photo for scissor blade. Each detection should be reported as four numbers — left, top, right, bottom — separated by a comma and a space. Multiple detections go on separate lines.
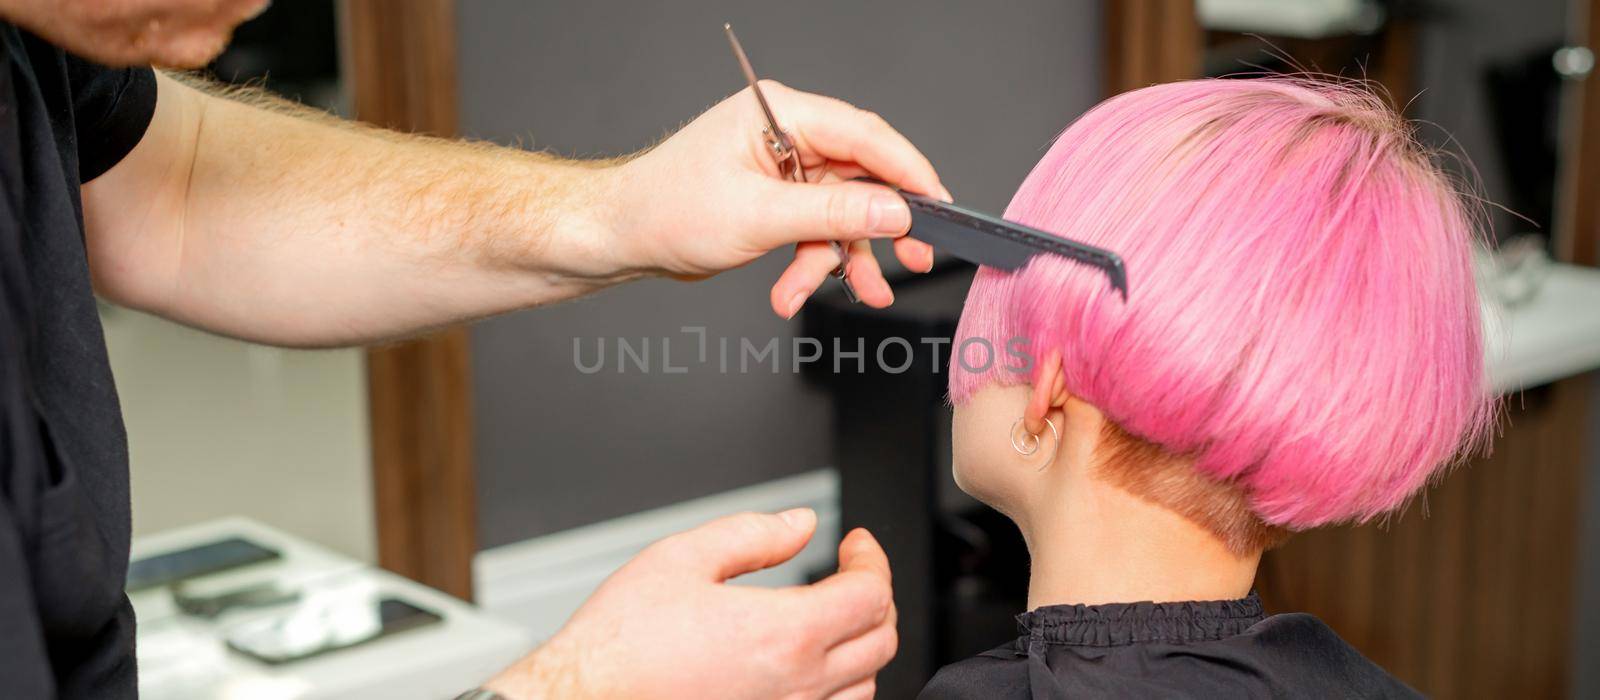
723, 24, 784, 133
724, 24, 760, 89
724, 22, 853, 303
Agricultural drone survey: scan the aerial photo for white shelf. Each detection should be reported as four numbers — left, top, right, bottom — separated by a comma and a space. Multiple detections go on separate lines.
1487, 263, 1600, 392
131, 518, 531, 700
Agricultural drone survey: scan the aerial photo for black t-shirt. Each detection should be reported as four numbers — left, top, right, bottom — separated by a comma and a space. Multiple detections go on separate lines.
0, 26, 155, 699
919, 594, 1420, 699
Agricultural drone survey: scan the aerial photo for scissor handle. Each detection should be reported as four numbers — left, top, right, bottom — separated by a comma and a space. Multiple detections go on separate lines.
764, 128, 807, 183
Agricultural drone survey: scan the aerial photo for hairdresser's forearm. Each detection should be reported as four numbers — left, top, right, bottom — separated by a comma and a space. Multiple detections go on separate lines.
84, 73, 637, 347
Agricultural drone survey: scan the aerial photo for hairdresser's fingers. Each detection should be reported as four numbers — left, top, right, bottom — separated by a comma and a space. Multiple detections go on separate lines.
754, 178, 911, 248
825, 678, 878, 700
773, 86, 949, 199
798, 529, 894, 647
817, 164, 934, 273
815, 162, 870, 184
844, 240, 895, 308
122, 0, 263, 30
172, 0, 271, 28
770, 242, 846, 318
150, 29, 232, 68
827, 684, 876, 700
646, 509, 817, 582
822, 624, 896, 695
893, 236, 936, 273
144, 0, 266, 68
838, 527, 892, 586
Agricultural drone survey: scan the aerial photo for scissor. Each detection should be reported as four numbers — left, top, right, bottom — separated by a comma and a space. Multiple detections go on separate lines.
721, 24, 1128, 303
724, 24, 861, 303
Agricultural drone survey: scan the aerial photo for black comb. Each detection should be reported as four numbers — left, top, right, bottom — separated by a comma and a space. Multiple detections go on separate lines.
896, 189, 1128, 299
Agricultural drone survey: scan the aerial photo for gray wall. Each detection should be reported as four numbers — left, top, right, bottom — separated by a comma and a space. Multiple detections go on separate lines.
456, 0, 1103, 548
1411, 0, 1568, 240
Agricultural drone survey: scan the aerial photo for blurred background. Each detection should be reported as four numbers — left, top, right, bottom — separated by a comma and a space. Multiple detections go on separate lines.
114, 1, 1600, 698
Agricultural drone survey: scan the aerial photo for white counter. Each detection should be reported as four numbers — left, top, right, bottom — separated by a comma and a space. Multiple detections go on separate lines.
1487, 263, 1600, 392
131, 518, 530, 700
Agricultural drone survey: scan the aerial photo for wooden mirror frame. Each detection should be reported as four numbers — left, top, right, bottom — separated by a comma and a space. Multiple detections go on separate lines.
341, 0, 477, 601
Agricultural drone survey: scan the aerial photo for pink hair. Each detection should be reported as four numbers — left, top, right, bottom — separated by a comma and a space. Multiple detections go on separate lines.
950, 78, 1494, 529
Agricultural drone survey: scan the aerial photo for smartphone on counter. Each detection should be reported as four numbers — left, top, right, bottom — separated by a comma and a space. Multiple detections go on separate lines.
226, 597, 443, 665
126, 537, 281, 592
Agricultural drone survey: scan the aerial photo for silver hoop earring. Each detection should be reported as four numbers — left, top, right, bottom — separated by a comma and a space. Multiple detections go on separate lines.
1010, 417, 1060, 470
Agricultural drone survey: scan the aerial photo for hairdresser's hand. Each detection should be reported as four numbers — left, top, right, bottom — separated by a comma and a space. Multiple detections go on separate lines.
2, 0, 267, 68
483, 510, 897, 700
600, 80, 950, 318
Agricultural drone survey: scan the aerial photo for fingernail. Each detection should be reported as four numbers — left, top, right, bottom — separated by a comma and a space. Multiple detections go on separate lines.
786, 291, 807, 319
870, 193, 911, 236
778, 508, 816, 530
940, 186, 954, 203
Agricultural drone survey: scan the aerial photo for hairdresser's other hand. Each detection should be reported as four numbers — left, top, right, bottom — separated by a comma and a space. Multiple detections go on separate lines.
0, 0, 267, 68
600, 80, 950, 318
482, 510, 897, 700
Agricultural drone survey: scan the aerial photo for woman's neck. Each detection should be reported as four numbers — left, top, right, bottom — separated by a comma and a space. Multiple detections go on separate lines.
1017, 471, 1262, 610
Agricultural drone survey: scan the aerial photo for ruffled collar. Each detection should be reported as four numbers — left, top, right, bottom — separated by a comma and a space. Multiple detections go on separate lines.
1016, 592, 1266, 647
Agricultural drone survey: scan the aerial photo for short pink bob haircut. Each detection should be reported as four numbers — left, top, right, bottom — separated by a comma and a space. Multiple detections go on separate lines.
951, 78, 1495, 538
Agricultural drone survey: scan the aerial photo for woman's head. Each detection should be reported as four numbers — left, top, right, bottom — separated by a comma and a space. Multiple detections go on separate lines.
949, 78, 1494, 552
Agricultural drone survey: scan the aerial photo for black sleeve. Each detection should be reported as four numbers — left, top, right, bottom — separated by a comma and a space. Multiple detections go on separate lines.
0, 495, 54, 698
64, 57, 156, 183
0, 182, 56, 698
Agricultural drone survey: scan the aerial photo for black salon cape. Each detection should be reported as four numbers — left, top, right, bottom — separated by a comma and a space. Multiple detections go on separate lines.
919, 594, 1420, 699
0, 26, 155, 699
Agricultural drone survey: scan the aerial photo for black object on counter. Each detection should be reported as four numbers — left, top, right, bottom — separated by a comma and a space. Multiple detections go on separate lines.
126, 537, 281, 592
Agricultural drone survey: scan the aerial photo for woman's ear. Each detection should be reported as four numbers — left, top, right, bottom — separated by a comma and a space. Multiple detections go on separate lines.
1024, 349, 1070, 435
